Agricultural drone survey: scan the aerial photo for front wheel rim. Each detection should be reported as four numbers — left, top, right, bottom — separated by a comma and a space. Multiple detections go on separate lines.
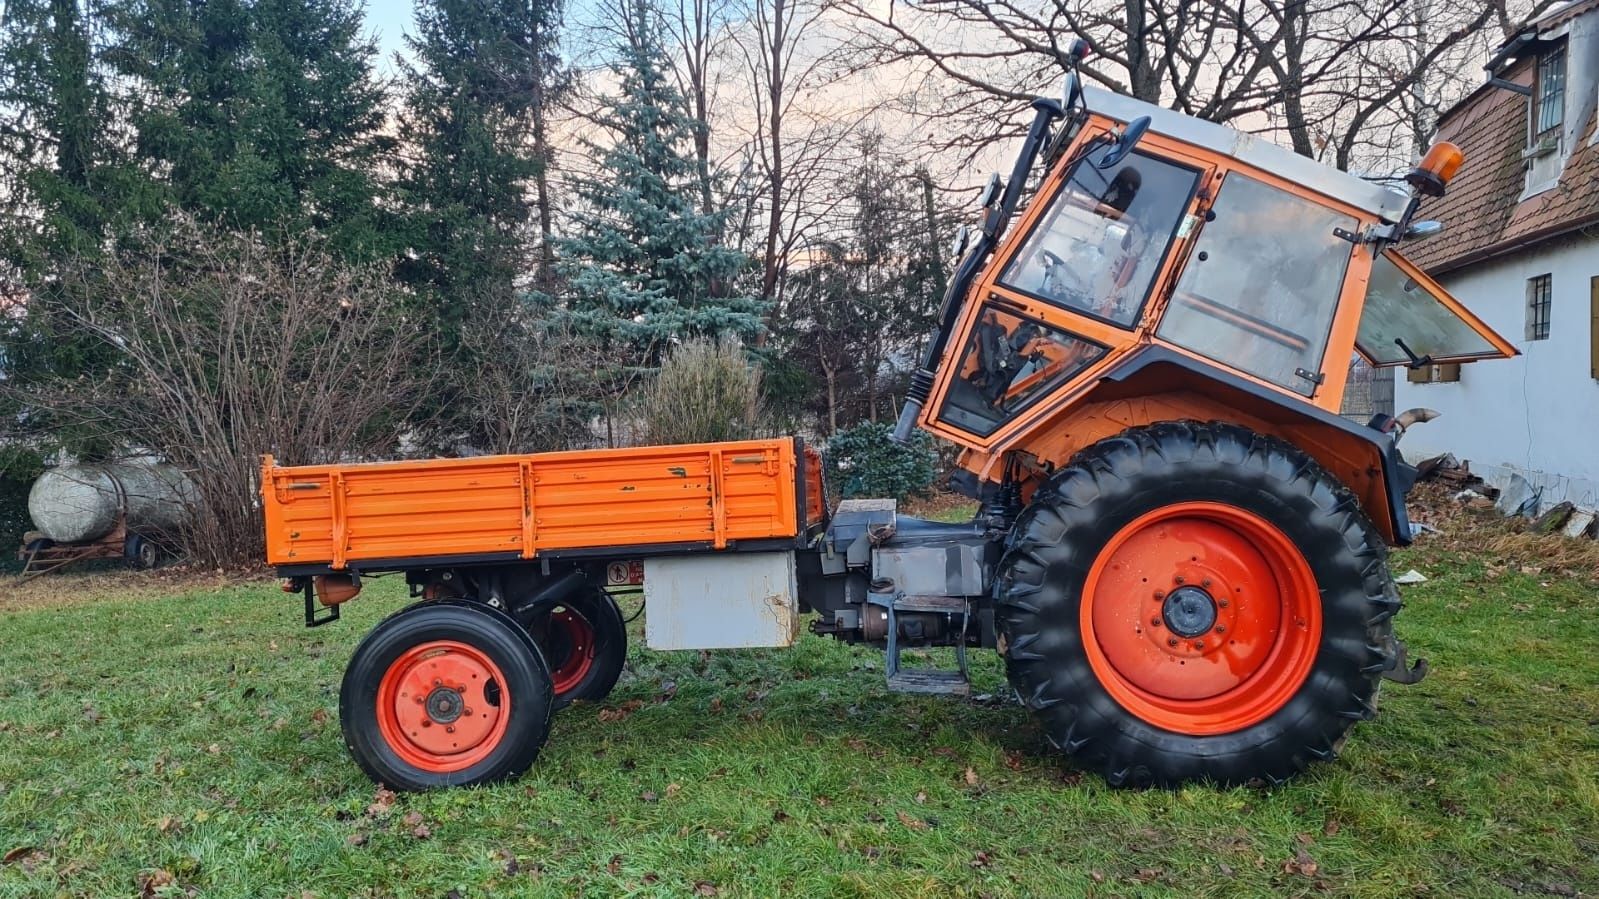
1081, 501, 1322, 735
375, 640, 511, 772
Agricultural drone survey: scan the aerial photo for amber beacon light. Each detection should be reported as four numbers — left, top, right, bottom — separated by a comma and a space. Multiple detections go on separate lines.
1407, 141, 1465, 197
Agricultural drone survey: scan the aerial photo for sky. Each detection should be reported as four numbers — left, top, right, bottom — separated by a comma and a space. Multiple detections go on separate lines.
362, 0, 414, 75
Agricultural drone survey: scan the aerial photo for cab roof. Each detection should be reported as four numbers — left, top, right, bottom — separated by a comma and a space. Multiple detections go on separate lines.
1082, 87, 1413, 224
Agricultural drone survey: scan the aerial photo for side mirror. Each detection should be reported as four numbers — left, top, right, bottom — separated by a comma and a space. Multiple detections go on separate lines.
949, 225, 972, 259
1097, 115, 1151, 168
1403, 220, 1444, 242
1060, 38, 1089, 113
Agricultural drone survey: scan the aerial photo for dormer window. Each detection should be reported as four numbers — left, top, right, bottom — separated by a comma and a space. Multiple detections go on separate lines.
1523, 44, 1567, 196
1535, 47, 1565, 137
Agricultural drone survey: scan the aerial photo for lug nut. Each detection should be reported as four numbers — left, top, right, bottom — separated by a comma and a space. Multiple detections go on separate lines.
1154, 590, 1166, 600
1168, 638, 1179, 647
1174, 575, 1186, 584
1194, 640, 1204, 649
1151, 617, 1162, 627
1215, 625, 1226, 634
1202, 578, 1212, 588
1218, 599, 1229, 608
446, 725, 455, 733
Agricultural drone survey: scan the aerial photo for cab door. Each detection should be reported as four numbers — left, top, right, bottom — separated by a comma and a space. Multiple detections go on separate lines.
925, 131, 1213, 448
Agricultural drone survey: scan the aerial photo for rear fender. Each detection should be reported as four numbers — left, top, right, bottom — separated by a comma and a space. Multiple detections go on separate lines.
969, 347, 1413, 545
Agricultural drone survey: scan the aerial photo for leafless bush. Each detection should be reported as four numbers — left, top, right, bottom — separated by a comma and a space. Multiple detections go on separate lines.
443, 301, 636, 455
7, 216, 433, 566
635, 336, 766, 445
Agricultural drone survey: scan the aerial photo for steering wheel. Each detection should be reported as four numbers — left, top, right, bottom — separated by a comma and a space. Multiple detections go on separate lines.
1038, 249, 1092, 307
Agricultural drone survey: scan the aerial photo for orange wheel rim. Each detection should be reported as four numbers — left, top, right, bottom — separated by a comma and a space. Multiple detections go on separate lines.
546, 609, 595, 696
376, 640, 511, 773
1081, 502, 1321, 735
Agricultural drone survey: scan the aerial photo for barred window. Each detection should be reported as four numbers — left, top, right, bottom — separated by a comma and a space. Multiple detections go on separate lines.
1537, 48, 1565, 135
1526, 274, 1552, 342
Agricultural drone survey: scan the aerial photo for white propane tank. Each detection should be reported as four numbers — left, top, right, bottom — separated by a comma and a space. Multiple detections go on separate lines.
27, 462, 197, 544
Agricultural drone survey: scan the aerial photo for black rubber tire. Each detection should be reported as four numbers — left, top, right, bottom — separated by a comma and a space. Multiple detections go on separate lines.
519, 589, 627, 710
994, 421, 1399, 787
126, 535, 160, 570
339, 599, 554, 791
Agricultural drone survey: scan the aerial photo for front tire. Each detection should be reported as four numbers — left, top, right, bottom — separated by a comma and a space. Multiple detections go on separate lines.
995, 421, 1398, 787
340, 600, 554, 790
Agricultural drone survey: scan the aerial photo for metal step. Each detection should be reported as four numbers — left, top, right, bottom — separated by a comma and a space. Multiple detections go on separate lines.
888, 669, 972, 696
893, 594, 969, 613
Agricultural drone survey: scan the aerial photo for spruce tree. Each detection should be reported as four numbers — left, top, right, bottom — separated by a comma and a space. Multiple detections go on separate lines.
558, 0, 760, 360
107, 0, 395, 258
395, 0, 569, 337
0, 0, 151, 265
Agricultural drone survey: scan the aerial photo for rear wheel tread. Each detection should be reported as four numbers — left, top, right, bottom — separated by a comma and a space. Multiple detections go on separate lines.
996, 420, 1397, 787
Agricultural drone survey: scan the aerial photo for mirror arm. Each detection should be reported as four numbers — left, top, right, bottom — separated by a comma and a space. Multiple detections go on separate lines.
894, 97, 1065, 444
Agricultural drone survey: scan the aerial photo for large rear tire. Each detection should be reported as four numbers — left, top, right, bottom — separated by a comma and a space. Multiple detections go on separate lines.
995, 421, 1399, 787
340, 600, 554, 791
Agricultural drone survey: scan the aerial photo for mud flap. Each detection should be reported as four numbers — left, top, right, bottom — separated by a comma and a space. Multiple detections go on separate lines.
1381, 639, 1428, 685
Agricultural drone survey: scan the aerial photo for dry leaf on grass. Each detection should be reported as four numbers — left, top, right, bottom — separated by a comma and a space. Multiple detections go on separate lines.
599, 700, 644, 723
1282, 847, 1319, 877
138, 868, 175, 898
896, 810, 929, 831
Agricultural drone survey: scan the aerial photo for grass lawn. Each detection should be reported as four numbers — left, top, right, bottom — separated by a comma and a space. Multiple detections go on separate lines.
1, 533, 1597, 898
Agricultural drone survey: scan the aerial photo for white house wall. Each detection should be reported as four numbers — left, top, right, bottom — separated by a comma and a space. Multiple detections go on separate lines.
1394, 234, 1599, 510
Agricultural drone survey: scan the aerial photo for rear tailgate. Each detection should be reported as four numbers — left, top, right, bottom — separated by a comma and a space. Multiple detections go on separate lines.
262, 439, 811, 570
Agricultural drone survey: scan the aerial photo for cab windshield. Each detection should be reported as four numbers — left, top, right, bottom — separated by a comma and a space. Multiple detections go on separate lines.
998, 143, 1201, 326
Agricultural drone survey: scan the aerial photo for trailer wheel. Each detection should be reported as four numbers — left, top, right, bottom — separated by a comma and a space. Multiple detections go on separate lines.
995, 421, 1397, 787
125, 534, 160, 570
340, 600, 554, 790
522, 590, 626, 709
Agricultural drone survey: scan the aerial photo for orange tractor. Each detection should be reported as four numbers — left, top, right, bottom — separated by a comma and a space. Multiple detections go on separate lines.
265, 46, 1515, 790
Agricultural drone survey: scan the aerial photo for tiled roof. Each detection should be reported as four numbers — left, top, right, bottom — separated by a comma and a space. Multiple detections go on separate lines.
1402, 57, 1599, 275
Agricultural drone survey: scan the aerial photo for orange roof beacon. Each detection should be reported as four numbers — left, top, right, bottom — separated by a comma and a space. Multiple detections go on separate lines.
265, 42, 1514, 791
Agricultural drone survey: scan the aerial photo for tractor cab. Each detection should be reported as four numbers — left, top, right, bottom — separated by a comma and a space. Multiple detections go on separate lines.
895, 71, 1515, 543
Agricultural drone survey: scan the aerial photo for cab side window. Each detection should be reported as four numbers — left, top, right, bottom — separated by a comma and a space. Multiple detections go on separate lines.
1156, 175, 1356, 395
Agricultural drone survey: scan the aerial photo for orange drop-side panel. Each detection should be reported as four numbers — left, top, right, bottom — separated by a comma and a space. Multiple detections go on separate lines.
261, 439, 804, 569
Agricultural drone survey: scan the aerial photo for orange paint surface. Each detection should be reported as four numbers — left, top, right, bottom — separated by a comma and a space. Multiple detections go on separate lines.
262, 439, 810, 569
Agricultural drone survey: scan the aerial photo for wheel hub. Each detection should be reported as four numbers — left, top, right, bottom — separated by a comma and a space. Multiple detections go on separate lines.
1161, 586, 1216, 638
425, 686, 464, 724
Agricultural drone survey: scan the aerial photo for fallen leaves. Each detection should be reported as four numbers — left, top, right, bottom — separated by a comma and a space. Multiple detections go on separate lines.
365, 787, 397, 819
963, 767, 980, 786
1282, 847, 1320, 877
895, 810, 929, 831
599, 700, 644, 723
3, 846, 44, 872
693, 881, 718, 896
137, 868, 175, 898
